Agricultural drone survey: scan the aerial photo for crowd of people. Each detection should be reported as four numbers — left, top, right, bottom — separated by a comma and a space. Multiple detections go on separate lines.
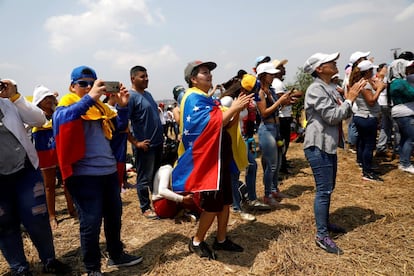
0, 49, 413, 275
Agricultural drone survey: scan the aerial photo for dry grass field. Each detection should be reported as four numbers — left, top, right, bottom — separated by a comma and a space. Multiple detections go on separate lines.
1, 136, 413, 275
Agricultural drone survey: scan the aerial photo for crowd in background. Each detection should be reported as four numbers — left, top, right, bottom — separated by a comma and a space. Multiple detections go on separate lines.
0, 49, 413, 275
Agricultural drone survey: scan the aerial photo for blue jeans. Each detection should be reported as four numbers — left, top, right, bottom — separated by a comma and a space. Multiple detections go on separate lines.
231, 172, 242, 210
354, 116, 378, 173
258, 123, 282, 197
376, 105, 393, 152
348, 117, 358, 146
134, 145, 162, 212
304, 146, 337, 238
0, 166, 55, 273
245, 150, 258, 201
232, 150, 258, 210
66, 173, 123, 272
394, 116, 414, 167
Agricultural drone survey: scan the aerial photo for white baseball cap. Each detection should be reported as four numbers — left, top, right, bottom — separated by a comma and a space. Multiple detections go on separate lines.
349, 51, 370, 64
357, 60, 378, 72
303, 52, 340, 74
33, 85, 55, 106
256, 62, 280, 77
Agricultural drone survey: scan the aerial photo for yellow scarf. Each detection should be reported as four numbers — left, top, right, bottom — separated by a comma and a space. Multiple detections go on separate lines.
58, 93, 117, 140
32, 118, 53, 133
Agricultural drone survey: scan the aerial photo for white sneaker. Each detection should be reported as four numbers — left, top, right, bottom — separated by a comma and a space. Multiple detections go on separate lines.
249, 199, 271, 211
398, 164, 414, 174
239, 212, 256, 222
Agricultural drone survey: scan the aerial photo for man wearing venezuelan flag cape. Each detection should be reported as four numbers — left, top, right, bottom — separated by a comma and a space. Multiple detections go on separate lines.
175, 60, 253, 260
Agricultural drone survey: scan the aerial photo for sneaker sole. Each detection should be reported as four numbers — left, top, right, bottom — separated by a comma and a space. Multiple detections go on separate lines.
362, 175, 383, 182
107, 256, 143, 268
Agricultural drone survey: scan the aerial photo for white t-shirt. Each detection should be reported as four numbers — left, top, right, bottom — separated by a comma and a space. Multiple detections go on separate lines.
152, 164, 183, 202
272, 78, 292, 117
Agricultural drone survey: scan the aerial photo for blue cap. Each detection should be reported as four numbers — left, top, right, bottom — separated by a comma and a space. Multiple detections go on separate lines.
255, 56, 271, 67
71, 66, 97, 84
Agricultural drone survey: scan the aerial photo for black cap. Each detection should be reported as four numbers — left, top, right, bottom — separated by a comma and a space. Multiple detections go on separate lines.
398, 51, 414, 61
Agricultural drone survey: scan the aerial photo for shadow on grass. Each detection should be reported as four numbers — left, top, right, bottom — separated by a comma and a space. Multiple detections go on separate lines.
282, 184, 314, 199
206, 222, 295, 267
330, 206, 385, 232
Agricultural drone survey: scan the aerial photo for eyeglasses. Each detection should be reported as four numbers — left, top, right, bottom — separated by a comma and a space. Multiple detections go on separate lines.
74, 80, 95, 88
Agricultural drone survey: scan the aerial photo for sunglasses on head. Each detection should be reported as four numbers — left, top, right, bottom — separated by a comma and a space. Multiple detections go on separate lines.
74, 80, 95, 88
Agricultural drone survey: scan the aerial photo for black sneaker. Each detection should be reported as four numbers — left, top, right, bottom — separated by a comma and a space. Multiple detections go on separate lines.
87, 271, 103, 276
188, 237, 216, 260
11, 267, 33, 276
212, 237, 244, 252
328, 223, 347, 233
315, 236, 343, 255
42, 259, 72, 274
362, 172, 384, 182
107, 252, 143, 268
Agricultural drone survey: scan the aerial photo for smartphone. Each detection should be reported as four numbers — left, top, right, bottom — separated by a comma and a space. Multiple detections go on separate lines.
104, 81, 120, 93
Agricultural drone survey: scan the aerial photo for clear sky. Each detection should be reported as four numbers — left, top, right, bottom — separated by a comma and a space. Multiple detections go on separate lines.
0, 0, 413, 101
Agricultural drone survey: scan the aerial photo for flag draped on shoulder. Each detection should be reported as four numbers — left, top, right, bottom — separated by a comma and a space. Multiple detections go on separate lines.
53, 93, 117, 180
172, 87, 223, 192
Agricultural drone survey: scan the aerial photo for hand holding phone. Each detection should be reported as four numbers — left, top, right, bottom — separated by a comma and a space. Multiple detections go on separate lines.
103, 81, 120, 93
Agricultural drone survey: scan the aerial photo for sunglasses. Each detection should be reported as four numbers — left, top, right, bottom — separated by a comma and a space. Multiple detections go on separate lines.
74, 80, 95, 88
0, 81, 7, 91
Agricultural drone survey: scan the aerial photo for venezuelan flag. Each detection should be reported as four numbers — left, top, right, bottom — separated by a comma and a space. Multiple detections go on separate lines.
32, 121, 58, 168
53, 94, 88, 180
172, 88, 223, 192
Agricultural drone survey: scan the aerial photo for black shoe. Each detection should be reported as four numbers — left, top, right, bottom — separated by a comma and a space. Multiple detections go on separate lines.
107, 252, 143, 268
87, 271, 103, 276
315, 236, 343, 255
188, 237, 216, 260
42, 259, 72, 274
362, 172, 383, 182
11, 267, 33, 276
212, 237, 244, 252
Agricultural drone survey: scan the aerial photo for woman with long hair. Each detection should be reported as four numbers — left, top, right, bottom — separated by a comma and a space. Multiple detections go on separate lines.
349, 60, 385, 181
255, 62, 291, 207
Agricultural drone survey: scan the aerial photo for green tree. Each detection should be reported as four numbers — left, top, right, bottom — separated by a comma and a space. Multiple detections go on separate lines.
287, 67, 313, 119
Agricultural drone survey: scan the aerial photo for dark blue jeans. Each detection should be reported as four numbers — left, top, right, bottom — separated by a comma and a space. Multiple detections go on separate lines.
66, 173, 123, 272
304, 146, 337, 238
134, 145, 162, 213
0, 166, 55, 273
354, 116, 378, 174
394, 116, 414, 167
245, 150, 258, 201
